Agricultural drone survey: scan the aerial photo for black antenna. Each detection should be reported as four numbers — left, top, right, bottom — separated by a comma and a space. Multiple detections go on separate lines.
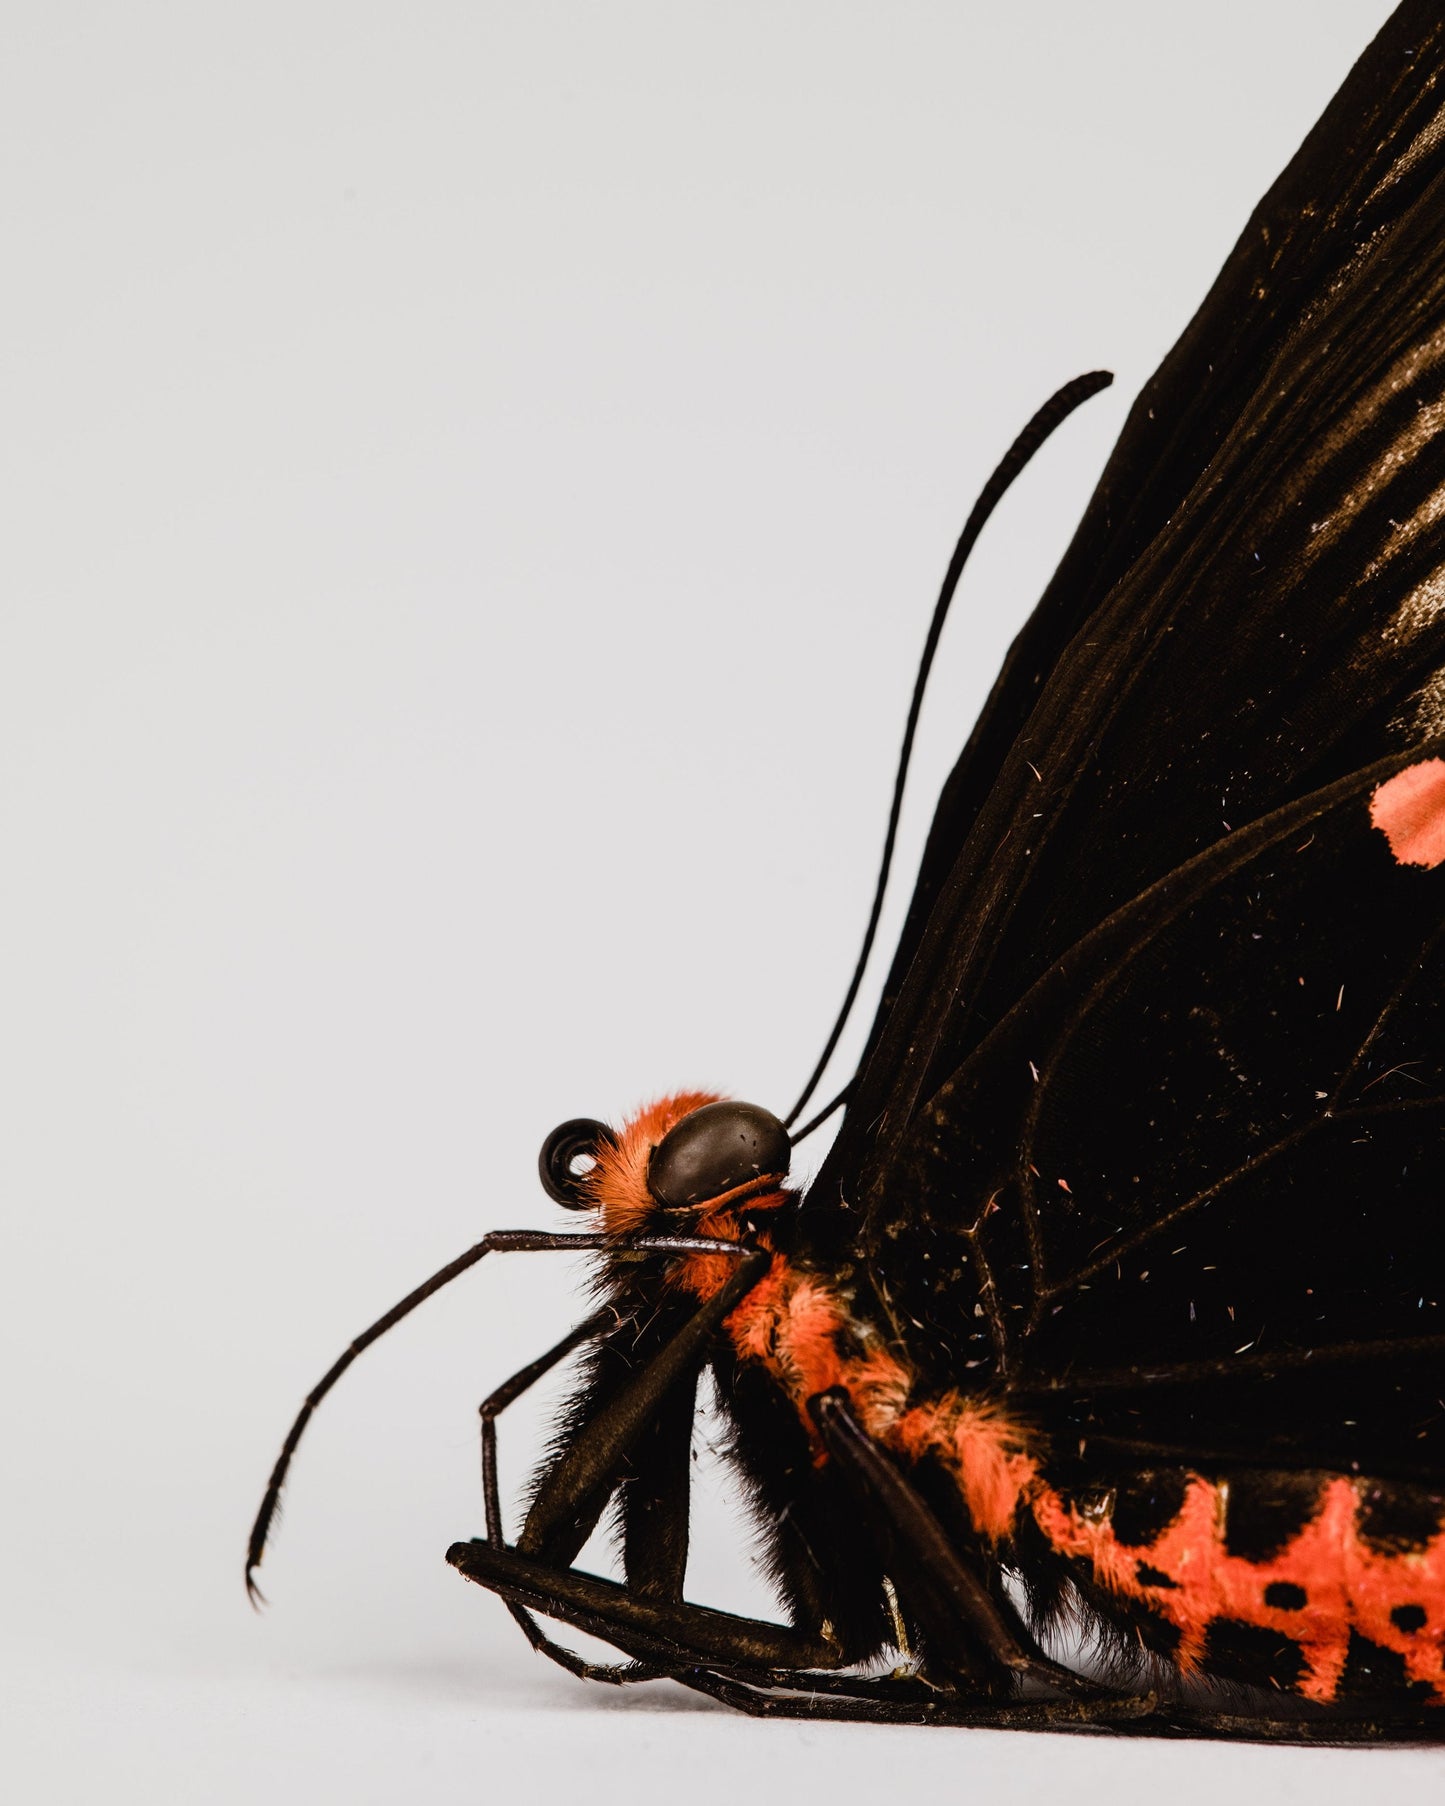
783, 370, 1114, 1137
790, 1082, 851, 1145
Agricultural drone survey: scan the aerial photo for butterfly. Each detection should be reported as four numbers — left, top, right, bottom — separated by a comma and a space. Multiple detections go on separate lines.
249, 0, 1445, 1739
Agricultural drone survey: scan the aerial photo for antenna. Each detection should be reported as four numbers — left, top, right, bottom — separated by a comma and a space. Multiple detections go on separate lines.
784, 369, 1114, 1137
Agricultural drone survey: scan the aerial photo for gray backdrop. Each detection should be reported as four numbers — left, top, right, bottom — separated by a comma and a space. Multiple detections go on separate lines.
4, 3, 1423, 1800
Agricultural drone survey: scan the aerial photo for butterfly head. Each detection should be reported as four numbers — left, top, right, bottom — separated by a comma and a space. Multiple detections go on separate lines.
538, 1093, 793, 1239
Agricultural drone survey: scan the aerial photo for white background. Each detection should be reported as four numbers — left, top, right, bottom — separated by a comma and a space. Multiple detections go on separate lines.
4, 2, 1435, 1800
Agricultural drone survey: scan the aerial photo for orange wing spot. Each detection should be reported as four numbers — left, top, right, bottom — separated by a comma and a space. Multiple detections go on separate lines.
1369, 757, 1445, 868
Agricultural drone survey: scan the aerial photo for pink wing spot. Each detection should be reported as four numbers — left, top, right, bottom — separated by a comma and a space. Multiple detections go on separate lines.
1371, 759, 1445, 868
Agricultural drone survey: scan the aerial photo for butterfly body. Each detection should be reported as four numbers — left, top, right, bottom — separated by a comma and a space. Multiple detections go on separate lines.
571, 1068, 1445, 1715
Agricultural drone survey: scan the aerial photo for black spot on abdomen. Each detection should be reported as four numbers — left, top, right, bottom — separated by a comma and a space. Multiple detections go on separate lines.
1222, 1470, 1326, 1563
1109, 1469, 1190, 1547
1357, 1482, 1445, 1556
1338, 1630, 1434, 1702
1202, 1619, 1305, 1692
1132, 1601, 1182, 1658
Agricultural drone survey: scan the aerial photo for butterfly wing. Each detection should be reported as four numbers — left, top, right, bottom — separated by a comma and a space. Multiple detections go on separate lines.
804, 0, 1445, 1468
901, 750, 1445, 1472
843, 1, 1445, 1142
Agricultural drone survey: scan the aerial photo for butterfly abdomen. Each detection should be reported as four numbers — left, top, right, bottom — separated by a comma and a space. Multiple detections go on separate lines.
693, 1234, 1445, 1705
1026, 1462, 1445, 1703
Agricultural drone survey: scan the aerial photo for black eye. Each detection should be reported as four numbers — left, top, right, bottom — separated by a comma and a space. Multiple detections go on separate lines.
647, 1101, 790, 1208
539, 1118, 615, 1209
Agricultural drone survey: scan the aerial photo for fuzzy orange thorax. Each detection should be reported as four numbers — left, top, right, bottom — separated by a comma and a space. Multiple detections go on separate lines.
587, 1091, 723, 1236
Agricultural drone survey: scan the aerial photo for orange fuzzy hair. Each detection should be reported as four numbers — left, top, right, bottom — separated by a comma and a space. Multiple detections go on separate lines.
587, 1090, 724, 1235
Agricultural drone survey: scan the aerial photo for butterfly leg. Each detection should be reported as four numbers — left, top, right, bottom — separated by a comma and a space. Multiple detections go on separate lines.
464, 1349, 1443, 1736
671, 1663, 1161, 1730
449, 1536, 838, 1669
658, 1665, 1445, 1737
456, 1389, 1148, 1725
455, 1535, 1149, 1725
455, 1246, 849, 1677
807, 1388, 1123, 1705
475, 1310, 657, 1683
515, 1251, 768, 1566
247, 1226, 693, 1600
478, 1311, 606, 1545
493, 1304, 706, 1682
1156, 1699, 1445, 1743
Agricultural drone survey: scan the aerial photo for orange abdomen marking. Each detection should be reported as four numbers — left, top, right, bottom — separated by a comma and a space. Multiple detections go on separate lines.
708, 1247, 1445, 1705
1031, 1470, 1445, 1701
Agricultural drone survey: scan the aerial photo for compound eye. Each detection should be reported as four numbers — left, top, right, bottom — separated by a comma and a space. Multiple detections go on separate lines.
647, 1101, 791, 1208
539, 1117, 615, 1209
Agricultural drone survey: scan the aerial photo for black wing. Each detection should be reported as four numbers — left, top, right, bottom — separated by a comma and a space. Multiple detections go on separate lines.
806, 0, 1445, 1470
